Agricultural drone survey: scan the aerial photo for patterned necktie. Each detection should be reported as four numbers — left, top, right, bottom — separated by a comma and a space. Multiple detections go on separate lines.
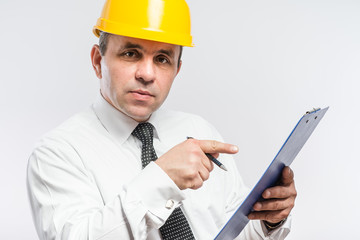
132, 123, 196, 240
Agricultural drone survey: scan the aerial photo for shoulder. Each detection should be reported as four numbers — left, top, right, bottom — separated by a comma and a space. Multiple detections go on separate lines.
32, 108, 103, 154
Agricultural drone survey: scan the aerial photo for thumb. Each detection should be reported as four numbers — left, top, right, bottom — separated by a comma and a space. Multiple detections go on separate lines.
281, 166, 294, 185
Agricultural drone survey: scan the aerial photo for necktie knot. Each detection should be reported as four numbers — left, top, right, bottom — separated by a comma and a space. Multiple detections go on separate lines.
132, 122, 154, 146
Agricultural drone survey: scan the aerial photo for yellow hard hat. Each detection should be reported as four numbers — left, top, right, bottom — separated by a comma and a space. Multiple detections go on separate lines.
93, 0, 194, 47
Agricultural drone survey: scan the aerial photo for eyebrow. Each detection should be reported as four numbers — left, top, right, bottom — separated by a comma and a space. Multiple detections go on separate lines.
119, 42, 175, 58
158, 49, 174, 58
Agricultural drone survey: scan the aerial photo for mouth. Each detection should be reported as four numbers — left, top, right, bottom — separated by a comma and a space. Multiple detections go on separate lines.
129, 89, 154, 101
130, 89, 154, 96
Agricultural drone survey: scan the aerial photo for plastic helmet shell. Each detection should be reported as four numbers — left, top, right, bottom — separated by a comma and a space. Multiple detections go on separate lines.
93, 0, 194, 47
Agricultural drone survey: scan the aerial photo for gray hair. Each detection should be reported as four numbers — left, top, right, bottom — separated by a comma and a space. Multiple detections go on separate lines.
99, 31, 111, 57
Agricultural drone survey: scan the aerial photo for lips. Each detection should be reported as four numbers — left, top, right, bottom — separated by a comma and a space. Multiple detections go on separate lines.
130, 89, 154, 101
130, 89, 153, 96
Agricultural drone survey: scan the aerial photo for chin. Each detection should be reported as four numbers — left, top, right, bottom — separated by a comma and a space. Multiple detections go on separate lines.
127, 108, 153, 122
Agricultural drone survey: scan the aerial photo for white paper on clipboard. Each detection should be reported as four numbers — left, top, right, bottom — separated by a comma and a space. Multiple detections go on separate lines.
214, 107, 329, 240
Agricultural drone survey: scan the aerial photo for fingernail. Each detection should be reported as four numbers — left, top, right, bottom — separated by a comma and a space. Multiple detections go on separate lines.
254, 202, 262, 210
232, 145, 239, 152
263, 190, 271, 198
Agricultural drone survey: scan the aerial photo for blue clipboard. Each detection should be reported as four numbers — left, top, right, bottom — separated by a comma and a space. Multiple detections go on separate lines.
214, 107, 329, 240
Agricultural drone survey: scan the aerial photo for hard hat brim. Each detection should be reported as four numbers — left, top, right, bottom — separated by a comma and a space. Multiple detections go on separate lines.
93, 18, 194, 47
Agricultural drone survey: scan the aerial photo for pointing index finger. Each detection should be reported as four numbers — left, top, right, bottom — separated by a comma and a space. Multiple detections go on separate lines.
198, 140, 238, 154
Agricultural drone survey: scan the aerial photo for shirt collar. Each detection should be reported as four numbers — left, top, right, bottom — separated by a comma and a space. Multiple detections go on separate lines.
92, 94, 164, 144
147, 110, 164, 142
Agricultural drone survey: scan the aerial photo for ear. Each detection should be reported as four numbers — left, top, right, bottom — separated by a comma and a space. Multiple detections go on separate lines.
176, 60, 182, 75
91, 44, 102, 79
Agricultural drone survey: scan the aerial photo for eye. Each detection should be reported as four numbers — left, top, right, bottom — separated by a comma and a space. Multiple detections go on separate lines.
124, 51, 136, 57
120, 50, 140, 59
156, 55, 170, 64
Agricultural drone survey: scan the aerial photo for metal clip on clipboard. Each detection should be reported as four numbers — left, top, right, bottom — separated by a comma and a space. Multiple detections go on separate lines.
305, 108, 321, 115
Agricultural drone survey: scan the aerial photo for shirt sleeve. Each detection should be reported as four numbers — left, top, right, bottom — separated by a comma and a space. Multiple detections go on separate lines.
27, 139, 184, 240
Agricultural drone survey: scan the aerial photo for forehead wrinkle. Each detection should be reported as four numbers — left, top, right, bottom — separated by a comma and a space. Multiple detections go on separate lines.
119, 42, 144, 51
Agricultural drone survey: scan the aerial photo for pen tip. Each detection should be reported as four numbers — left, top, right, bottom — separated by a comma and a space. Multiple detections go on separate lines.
220, 165, 228, 171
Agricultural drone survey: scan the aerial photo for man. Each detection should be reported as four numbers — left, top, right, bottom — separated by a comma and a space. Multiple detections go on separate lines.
27, 0, 296, 239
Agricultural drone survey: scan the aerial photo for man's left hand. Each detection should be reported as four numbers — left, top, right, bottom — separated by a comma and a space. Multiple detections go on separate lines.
248, 166, 297, 224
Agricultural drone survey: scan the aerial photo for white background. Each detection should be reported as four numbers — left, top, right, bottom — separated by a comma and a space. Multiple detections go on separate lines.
1, 0, 359, 239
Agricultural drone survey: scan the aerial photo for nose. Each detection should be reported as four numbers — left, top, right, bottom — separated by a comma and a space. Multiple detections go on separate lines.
135, 58, 156, 85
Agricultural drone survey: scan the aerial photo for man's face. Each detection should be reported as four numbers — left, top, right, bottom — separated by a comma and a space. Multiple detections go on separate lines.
93, 35, 182, 122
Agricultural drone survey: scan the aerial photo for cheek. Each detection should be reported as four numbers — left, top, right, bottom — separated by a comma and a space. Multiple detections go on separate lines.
100, 64, 112, 92
157, 81, 173, 99
106, 65, 130, 91
100, 67, 126, 102
158, 71, 177, 91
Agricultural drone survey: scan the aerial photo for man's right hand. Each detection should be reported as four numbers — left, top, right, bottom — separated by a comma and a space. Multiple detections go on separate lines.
155, 138, 238, 190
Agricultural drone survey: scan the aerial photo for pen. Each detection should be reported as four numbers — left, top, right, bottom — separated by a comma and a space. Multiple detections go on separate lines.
187, 137, 228, 171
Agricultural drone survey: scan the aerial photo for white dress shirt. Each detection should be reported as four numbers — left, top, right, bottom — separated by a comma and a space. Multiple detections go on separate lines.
27, 95, 291, 240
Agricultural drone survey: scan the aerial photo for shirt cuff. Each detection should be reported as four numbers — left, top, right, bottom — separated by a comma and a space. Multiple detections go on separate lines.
125, 162, 186, 222
253, 215, 291, 239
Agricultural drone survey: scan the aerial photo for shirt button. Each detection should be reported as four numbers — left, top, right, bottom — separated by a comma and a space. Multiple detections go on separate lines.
165, 200, 175, 209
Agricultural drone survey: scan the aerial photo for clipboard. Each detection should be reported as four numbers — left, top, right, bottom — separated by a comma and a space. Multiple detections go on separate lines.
214, 107, 329, 240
